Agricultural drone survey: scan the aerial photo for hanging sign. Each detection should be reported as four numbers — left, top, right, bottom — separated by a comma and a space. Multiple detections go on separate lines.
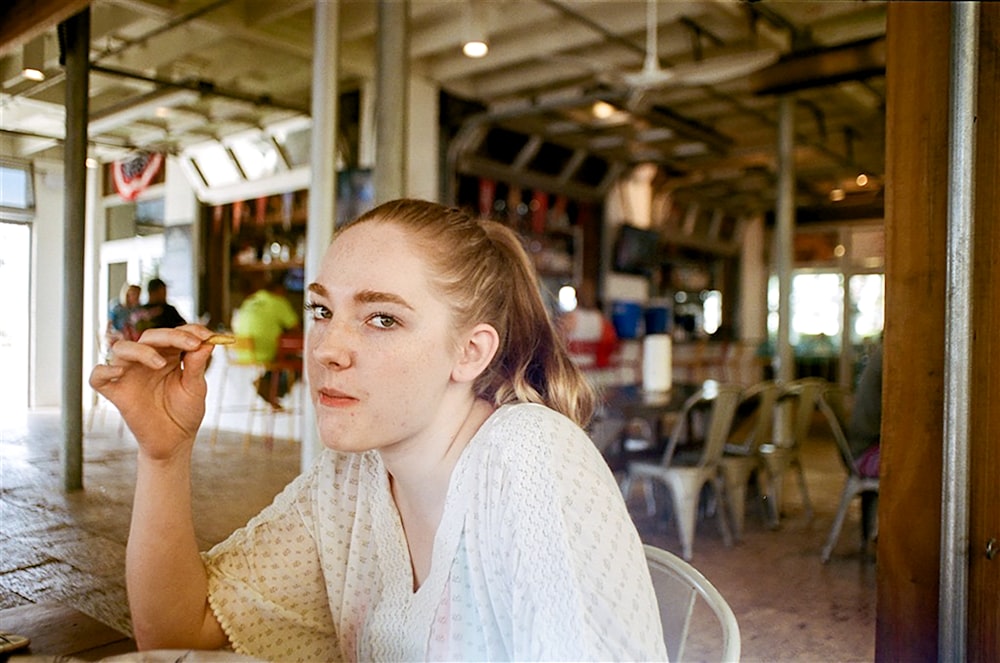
112, 151, 164, 201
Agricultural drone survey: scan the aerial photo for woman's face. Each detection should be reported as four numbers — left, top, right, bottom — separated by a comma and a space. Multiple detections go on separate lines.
126, 287, 141, 308
305, 221, 468, 454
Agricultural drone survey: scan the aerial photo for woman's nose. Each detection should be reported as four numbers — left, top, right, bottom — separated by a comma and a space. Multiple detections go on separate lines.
309, 322, 354, 369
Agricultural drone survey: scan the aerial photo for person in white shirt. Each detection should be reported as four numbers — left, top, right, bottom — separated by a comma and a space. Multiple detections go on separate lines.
90, 198, 667, 662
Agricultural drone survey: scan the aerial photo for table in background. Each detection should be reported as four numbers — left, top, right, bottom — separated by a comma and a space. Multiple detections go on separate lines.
597, 382, 700, 473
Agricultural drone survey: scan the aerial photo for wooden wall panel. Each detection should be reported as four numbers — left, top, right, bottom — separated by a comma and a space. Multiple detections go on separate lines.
878, 3, 951, 660
969, 5, 1000, 661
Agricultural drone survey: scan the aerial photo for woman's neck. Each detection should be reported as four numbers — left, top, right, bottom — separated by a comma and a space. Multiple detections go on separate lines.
381, 396, 495, 589
382, 396, 492, 513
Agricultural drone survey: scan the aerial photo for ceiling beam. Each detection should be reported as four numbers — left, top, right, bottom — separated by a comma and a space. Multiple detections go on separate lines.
0, 0, 90, 57
751, 36, 886, 96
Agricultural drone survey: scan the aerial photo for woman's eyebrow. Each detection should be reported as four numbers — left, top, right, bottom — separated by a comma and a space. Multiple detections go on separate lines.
307, 283, 326, 296
355, 289, 414, 310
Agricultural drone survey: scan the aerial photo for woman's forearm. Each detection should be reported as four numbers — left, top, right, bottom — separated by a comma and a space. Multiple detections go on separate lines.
126, 449, 227, 650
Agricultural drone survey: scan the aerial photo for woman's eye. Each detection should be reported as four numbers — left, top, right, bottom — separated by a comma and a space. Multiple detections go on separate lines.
305, 302, 332, 321
368, 313, 398, 329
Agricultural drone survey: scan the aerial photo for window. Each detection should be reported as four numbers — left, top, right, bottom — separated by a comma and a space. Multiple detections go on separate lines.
0, 159, 35, 220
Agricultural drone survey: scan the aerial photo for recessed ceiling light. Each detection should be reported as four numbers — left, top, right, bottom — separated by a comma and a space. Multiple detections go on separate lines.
830, 188, 846, 202
856, 173, 869, 187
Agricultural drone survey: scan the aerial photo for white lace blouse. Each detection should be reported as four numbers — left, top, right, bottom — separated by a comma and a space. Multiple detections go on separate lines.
203, 403, 667, 662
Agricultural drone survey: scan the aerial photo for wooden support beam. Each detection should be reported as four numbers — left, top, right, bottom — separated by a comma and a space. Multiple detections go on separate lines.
0, 0, 90, 56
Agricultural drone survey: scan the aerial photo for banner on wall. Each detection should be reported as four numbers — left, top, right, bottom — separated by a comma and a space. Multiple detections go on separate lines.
112, 151, 164, 201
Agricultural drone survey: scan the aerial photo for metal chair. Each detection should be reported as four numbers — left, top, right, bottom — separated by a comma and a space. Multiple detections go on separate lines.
719, 380, 780, 540
209, 335, 268, 447
818, 384, 879, 562
622, 383, 743, 560
757, 377, 824, 526
644, 543, 741, 663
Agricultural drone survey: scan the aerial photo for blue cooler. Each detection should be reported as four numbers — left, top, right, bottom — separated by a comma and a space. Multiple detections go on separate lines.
611, 300, 643, 339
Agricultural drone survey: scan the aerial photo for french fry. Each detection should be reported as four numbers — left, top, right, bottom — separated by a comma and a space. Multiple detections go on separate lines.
205, 333, 237, 345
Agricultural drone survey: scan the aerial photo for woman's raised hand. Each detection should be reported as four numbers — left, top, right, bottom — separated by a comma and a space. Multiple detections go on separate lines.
89, 324, 217, 460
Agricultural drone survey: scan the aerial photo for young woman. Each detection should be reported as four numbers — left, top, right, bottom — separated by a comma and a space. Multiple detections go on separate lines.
90, 199, 666, 661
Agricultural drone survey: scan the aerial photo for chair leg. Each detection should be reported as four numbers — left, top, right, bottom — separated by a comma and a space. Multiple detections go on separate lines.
620, 473, 633, 500
821, 479, 857, 563
720, 462, 753, 541
209, 361, 229, 447
861, 492, 879, 544
664, 478, 702, 561
728, 480, 747, 541
713, 476, 734, 548
643, 477, 657, 516
793, 456, 814, 520
762, 463, 785, 528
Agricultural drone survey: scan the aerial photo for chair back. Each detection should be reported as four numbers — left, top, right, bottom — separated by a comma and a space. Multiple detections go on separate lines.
661, 383, 743, 468
725, 380, 779, 455
817, 384, 860, 476
270, 332, 304, 371
644, 544, 741, 663
775, 377, 827, 448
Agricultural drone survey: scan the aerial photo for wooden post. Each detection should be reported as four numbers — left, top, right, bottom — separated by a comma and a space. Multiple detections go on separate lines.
880, 3, 1000, 659
879, 3, 949, 659
968, 5, 1000, 659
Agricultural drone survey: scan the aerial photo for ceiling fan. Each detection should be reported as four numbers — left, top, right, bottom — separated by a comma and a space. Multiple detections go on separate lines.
599, 0, 780, 91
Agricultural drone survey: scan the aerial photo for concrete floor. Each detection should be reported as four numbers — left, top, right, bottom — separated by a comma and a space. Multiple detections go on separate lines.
0, 401, 874, 661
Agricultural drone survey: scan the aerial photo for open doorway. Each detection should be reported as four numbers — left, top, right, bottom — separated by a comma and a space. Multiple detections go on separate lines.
0, 222, 30, 414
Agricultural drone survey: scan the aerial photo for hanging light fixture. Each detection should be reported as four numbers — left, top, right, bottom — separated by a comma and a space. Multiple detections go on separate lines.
21, 38, 46, 82
462, 1, 489, 58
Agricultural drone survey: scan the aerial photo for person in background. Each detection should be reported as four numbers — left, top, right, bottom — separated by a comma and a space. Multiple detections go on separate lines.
133, 277, 186, 335
848, 341, 882, 476
89, 198, 666, 662
847, 340, 882, 547
106, 283, 141, 346
232, 273, 301, 409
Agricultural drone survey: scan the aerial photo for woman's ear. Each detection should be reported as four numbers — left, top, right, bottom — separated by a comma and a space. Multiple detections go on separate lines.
452, 323, 500, 383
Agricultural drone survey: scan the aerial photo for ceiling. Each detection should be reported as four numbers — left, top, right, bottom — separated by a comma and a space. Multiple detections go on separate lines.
0, 0, 887, 220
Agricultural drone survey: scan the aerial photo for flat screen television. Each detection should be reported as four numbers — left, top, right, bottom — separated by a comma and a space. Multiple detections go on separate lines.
613, 224, 660, 274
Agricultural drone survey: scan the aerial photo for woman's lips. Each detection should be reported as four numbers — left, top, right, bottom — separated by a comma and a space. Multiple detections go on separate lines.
317, 388, 358, 407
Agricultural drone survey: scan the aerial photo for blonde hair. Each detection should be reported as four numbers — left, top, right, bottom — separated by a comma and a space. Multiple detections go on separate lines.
341, 198, 597, 427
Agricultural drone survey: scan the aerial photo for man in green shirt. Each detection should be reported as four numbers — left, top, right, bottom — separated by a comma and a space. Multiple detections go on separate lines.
233, 276, 300, 408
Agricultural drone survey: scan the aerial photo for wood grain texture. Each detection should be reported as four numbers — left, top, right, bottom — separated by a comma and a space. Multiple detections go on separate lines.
878, 3, 950, 660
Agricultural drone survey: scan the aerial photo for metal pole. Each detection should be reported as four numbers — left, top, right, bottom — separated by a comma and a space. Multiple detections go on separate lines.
60, 7, 90, 492
774, 94, 796, 385
302, 0, 339, 467
939, 3, 978, 661
374, 0, 409, 202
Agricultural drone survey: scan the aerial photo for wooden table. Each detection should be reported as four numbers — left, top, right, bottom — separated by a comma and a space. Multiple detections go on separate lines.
0, 602, 136, 660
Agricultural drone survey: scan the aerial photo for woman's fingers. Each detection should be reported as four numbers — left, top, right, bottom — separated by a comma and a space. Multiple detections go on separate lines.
89, 363, 124, 389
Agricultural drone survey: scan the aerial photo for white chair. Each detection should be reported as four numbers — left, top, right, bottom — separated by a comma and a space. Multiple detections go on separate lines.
719, 380, 779, 540
622, 383, 743, 560
757, 377, 824, 526
818, 384, 879, 563
209, 334, 303, 448
644, 543, 741, 663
